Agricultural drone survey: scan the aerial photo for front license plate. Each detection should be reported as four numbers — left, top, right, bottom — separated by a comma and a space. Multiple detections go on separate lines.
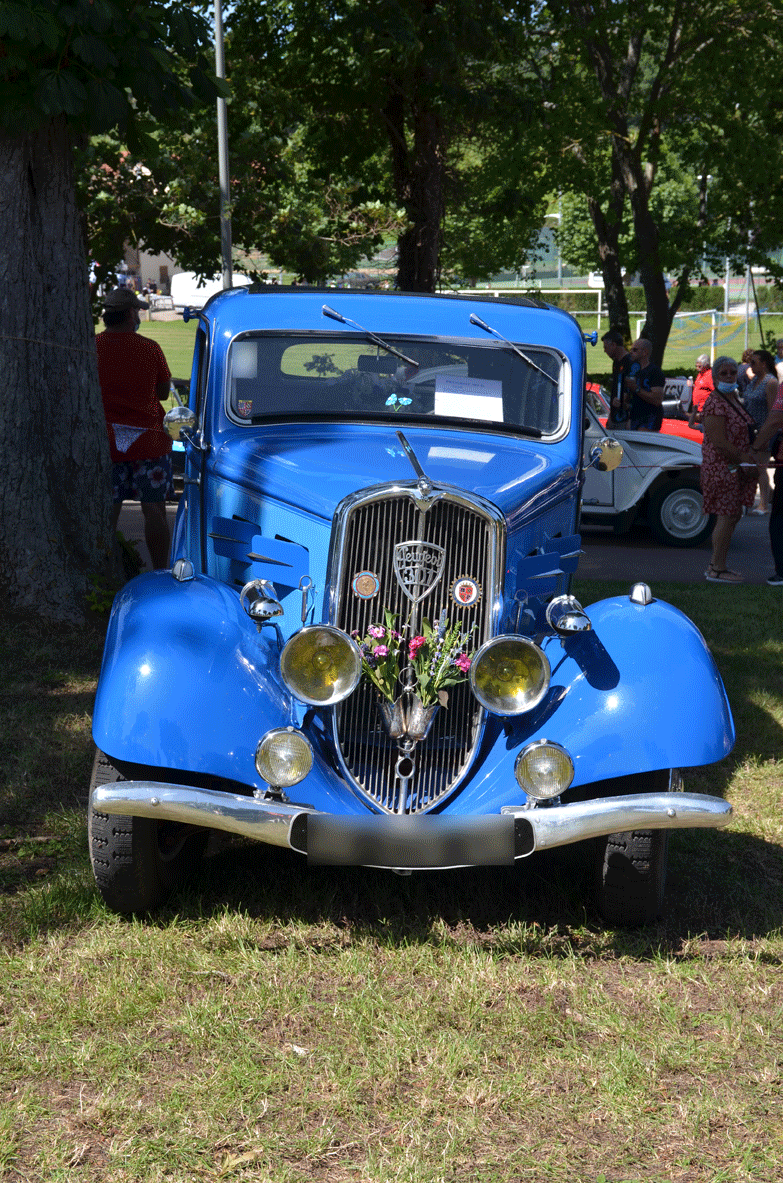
306, 814, 516, 869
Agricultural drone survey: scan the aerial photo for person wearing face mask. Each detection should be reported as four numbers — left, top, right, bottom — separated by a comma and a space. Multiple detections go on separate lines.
700, 355, 758, 583
96, 287, 173, 569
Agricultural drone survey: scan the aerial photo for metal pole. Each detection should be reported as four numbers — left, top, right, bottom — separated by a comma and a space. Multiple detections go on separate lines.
215, 0, 232, 289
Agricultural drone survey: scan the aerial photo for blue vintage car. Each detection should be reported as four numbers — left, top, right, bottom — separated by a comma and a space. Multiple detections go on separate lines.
89, 289, 734, 924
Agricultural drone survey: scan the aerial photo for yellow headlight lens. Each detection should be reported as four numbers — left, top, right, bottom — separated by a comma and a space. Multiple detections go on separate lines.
470, 635, 550, 715
255, 729, 313, 787
515, 741, 574, 799
280, 625, 361, 706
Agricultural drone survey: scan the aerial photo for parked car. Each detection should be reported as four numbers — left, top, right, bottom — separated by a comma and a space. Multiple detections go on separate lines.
89, 290, 733, 925
583, 383, 714, 546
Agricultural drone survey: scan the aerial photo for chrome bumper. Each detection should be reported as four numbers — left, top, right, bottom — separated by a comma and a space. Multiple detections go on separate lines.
92, 783, 732, 871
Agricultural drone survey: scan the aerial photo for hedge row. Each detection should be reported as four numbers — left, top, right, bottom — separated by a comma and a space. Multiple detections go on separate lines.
533, 284, 783, 314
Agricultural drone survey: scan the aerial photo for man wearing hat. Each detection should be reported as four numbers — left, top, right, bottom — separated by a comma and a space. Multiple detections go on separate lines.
96, 288, 173, 569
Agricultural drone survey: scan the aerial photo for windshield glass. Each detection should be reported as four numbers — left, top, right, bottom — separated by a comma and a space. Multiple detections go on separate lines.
227, 334, 567, 435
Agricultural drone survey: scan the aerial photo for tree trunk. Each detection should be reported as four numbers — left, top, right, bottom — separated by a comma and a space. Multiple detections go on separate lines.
630, 191, 672, 365
0, 117, 114, 622
385, 81, 444, 293
587, 160, 629, 340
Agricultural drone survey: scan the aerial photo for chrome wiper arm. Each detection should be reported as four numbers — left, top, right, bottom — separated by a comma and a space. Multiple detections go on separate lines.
322, 304, 420, 369
469, 313, 558, 386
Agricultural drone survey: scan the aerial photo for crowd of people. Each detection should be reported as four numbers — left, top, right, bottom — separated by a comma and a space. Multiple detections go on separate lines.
602, 329, 783, 586
94, 288, 782, 587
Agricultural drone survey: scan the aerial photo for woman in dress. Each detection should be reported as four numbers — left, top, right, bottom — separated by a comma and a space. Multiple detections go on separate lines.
743, 349, 778, 513
701, 356, 758, 583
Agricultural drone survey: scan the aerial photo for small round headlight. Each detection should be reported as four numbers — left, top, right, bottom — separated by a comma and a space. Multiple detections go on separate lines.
515, 740, 574, 800
280, 625, 361, 706
470, 635, 550, 715
256, 728, 313, 787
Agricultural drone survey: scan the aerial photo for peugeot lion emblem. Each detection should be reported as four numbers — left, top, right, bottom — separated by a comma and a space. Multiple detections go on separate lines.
393, 540, 446, 603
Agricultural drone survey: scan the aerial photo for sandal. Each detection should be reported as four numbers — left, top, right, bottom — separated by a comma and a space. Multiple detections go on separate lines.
706, 567, 744, 583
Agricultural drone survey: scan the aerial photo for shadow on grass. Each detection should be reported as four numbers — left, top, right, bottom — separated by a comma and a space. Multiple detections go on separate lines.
131, 820, 783, 959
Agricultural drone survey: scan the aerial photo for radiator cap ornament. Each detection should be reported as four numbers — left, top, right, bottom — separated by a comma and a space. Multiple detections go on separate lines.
393, 540, 446, 603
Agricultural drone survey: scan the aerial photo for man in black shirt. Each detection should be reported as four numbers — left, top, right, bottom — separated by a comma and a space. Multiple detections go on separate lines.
626, 338, 665, 431
601, 329, 639, 425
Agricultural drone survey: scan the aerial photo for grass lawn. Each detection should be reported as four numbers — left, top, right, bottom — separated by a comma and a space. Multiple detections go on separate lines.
137, 318, 197, 381
1, 579, 782, 1182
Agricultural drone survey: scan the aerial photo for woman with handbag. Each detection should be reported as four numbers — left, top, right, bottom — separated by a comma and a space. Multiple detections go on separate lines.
701, 356, 758, 583
744, 350, 778, 513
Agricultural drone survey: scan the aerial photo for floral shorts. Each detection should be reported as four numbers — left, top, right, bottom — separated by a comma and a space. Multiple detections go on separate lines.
112, 456, 174, 504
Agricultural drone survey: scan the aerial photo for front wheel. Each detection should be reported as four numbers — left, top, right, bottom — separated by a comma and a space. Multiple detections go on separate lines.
647, 479, 715, 547
593, 769, 671, 926
88, 751, 207, 914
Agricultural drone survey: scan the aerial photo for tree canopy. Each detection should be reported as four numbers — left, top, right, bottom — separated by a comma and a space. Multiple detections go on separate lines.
525, 0, 783, 355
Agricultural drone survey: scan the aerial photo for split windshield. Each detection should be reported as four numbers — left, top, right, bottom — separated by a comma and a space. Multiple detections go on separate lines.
227, 334, 566, 435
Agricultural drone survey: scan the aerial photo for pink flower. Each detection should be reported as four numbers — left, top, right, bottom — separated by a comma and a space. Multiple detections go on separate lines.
408, 635, 426, 657
368, 625, 385, 639
373, 644, 389, 657
455, 653, 472, 673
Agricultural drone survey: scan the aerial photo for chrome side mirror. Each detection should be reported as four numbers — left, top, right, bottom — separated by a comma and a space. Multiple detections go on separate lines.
164, 404, 196, 441
588, 437, 623, 472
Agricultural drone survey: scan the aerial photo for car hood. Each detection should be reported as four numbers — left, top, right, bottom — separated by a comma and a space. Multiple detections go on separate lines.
212, 422, 578, 522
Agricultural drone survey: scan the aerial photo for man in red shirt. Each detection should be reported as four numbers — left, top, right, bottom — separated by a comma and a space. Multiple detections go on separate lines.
97, 288, 173, 568
687, 354, 713, 427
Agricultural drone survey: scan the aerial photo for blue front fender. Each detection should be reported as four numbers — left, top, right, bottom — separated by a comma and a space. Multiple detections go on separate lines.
93, 572, 295, 786
452, 594, 734, 815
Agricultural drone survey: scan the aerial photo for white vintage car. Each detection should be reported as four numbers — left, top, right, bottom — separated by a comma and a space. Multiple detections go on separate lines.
582, 385, 713, 546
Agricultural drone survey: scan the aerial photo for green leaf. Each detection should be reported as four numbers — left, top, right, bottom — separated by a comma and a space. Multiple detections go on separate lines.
71, 34, 118, 73
0, 2, 59, 46
37, 70, 87, 117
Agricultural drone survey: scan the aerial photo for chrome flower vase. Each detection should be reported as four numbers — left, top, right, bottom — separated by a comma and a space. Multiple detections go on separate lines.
377, 694, 439, 742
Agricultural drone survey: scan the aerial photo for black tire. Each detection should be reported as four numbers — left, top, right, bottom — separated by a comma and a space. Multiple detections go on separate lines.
593, 768, 671, 927
88, 750, 207, 914
647, 478, 715, 547
595, 828, 669, 927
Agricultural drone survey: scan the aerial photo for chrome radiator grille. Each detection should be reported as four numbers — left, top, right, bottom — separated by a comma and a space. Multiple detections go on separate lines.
331, 486, 503, 814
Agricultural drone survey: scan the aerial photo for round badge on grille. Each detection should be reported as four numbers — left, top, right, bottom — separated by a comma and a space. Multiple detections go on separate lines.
352, 570, 380, 599
451, 576, 481, 607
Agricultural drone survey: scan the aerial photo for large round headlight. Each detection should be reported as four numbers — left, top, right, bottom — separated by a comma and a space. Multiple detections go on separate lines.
280, 625, 361, 706
470, 635, 550, 715
515, 740, 574, 800
256, 728, 313, 787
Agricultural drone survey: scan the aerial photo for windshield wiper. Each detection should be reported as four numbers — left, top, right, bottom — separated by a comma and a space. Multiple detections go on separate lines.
322, 304, 420, 369
469, 313, 559, 387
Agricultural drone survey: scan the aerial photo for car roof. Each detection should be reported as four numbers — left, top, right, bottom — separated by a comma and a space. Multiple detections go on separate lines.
197, 287, 586, 357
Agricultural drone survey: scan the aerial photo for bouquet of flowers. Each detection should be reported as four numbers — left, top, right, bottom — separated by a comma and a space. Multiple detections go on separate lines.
407, 611, 476, 708
352, 609, 404, 702
355, 608, 475, 708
